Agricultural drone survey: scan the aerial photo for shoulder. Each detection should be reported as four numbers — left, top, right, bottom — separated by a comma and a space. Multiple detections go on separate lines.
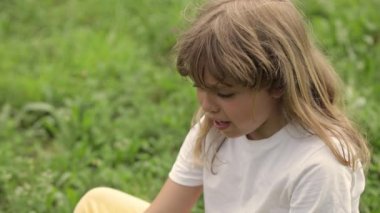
292, 143, 351, 179
288, 145, 365, 212
286, 125, 352, 179
287, 132, 365, 205
286, 126, 358, 179
281, 123, 365, 193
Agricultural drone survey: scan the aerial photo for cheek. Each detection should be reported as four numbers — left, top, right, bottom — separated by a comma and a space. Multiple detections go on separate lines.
225, 101, 255, 121
243, 96, 274, 122
254, 97, 277, 119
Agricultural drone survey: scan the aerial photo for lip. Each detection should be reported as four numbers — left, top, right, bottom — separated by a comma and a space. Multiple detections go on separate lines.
213, 120, 231, 130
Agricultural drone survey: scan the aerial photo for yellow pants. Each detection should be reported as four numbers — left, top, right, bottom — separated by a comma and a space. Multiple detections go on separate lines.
74, 187, 150, 213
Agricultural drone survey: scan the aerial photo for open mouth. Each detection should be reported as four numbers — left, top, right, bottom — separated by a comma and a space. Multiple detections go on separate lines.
213, 120, 231, 130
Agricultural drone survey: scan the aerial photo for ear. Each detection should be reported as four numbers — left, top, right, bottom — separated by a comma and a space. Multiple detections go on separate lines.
270, 88, 284, 99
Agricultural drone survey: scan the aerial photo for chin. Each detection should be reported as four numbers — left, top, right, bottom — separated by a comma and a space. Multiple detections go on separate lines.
218, 130, 243, 139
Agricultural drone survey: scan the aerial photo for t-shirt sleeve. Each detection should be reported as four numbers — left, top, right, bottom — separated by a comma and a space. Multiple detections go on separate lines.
289, 146, 365, 213
169, 123, 203, 187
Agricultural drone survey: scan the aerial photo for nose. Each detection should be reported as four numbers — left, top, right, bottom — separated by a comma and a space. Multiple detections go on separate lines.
198, 90, 219, 113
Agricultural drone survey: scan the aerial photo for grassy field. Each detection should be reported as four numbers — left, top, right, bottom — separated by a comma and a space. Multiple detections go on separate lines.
0, 0, 379, 212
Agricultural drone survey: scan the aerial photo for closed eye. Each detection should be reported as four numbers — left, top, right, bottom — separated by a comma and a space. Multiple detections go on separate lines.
217, 93, 235, 98
193, 83, 235, 98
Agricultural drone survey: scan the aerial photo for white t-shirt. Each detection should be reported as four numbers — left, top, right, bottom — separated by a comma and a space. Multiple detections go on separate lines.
169, 122, 365, 213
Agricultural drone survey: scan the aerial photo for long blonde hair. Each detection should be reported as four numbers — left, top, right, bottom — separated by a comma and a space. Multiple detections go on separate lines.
175, 0, 370, 169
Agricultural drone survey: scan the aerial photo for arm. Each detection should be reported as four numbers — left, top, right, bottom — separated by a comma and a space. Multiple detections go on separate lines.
146, 123, 204, 212
145, 178, 202, 213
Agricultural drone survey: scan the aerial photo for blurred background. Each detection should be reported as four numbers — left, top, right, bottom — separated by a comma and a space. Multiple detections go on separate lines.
0, 0, 379, 212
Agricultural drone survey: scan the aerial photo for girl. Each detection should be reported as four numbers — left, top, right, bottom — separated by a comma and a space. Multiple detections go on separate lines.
75, 0, 371, 212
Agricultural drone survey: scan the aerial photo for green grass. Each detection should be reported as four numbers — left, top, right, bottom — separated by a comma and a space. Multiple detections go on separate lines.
0, 0, 379, 212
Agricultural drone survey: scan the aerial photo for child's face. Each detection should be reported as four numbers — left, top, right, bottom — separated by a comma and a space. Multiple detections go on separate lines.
196, 73, 285, 140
